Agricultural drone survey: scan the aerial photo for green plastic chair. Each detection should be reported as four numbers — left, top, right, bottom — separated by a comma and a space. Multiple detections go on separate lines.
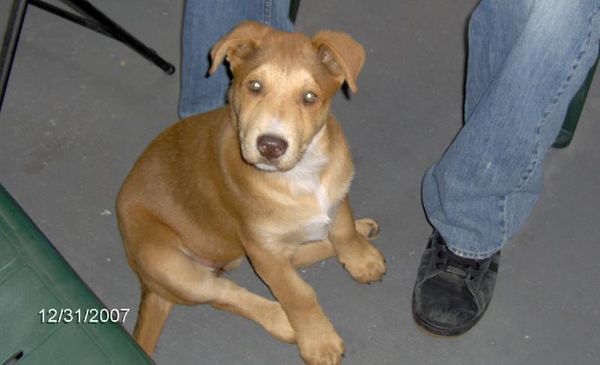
553, 50, 599, 148
0, 184, 153, 365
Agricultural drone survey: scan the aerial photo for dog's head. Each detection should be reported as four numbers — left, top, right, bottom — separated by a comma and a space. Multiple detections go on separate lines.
209, 21, 365, 172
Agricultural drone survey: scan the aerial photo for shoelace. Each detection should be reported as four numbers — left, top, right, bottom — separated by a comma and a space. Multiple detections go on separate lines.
434, 247, 482, 281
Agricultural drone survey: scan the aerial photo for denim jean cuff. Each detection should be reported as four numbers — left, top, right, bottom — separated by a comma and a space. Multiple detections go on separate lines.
446, 244, 498, 260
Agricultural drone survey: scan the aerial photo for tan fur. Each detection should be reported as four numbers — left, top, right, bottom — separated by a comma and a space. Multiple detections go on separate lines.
117, 21, 385, 365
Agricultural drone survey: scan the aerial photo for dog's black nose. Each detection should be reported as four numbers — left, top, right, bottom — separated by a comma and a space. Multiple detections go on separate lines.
257, 135, 288, 160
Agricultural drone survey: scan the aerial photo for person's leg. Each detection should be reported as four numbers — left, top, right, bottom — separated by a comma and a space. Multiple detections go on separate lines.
424, 0, 600, 258
414, 0, 600, 336
178, 0, 293, 119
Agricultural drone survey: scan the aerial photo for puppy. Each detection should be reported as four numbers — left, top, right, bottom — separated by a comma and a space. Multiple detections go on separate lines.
117, 21, 386, 365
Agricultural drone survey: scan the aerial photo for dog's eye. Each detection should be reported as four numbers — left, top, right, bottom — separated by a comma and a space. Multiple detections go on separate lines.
303, 91, 317, 105
248, 80, 262, 93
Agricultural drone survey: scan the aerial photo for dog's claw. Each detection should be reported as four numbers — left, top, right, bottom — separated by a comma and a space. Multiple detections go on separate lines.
367, 228, 376, 238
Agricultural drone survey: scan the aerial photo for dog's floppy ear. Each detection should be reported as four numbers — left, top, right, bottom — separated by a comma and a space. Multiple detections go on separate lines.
209, 21, 270, 75
312, 31, 366, 93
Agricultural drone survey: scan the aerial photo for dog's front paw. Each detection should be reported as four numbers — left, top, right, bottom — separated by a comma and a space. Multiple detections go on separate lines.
338, 239, 386, 283
297, 326, 344, 365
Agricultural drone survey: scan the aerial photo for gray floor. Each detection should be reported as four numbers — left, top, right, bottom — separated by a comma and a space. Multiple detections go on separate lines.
2, 0, 600, 364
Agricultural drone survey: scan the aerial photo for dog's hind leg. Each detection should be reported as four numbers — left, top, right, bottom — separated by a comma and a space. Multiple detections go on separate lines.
291, 219, 380, 268
127, 214, 295, 347
133, 287, 174, 355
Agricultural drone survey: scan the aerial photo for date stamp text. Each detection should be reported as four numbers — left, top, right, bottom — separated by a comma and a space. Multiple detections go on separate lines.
38, 308, 130, 324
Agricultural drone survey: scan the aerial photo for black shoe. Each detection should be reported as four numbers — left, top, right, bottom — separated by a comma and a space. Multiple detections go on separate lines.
412, 230, 500, 336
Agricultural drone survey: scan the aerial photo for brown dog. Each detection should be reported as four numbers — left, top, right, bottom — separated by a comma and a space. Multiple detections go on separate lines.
116, 21, 386, 365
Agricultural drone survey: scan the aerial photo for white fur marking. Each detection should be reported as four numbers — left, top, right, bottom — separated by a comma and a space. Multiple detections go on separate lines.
256, 163, 278, 171
285, 127, 332, 242
265, 119, 288, 137
283, 127, 329, 196
302, 184, 332, 242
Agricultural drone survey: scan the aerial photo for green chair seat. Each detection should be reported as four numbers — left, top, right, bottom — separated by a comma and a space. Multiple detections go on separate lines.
553, 50, 599, 148
0, 184, 153, 365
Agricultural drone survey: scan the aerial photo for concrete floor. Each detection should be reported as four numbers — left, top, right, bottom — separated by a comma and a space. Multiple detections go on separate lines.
2, 0, 599, 364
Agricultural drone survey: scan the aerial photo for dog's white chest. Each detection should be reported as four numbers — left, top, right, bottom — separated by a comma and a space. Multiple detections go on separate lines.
279, 126, 339, 243
284, 156, 335, 242
299, 185, 333, 242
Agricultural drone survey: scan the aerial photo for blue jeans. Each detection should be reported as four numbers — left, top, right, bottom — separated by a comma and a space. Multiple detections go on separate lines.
423, 0, 600, 258
178, 0, 293, 118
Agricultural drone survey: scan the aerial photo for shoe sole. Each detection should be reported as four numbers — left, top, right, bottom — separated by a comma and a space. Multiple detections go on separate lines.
411, 295, 488, 337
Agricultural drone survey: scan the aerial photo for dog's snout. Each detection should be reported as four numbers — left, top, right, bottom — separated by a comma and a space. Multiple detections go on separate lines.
257, 135, 288, 160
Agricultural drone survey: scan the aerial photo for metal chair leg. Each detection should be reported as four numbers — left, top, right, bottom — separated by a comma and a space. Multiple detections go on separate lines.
0, 0, 28, 114
60, 0, 175, 75
0, 0, 176, 114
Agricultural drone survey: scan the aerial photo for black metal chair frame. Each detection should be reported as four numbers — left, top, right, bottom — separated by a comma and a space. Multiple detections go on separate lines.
0, 0, 176, 113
